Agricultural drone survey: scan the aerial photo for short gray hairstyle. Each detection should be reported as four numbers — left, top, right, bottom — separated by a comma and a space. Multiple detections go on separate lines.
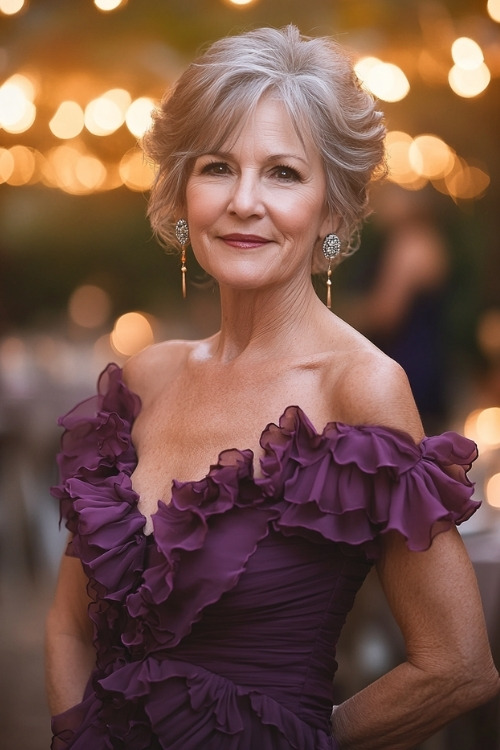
143, 25, 387, 272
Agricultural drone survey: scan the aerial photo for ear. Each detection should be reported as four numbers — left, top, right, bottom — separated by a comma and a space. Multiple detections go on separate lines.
319, 210, 341, 239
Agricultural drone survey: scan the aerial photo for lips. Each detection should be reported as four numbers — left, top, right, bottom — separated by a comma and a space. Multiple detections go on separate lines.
220, 233, 269, 248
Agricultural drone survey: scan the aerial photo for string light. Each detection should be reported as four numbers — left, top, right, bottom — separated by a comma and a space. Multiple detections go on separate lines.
119, 148, 155, 191
409, 135, 454, 180
448, 63, 491, 97
385, 131, 427, 190
85, 95, 125, 136
449, 36, 490, 97
0, 148, 15, 184
94, 0, 126, 11
0, 75, 36, 133
49, 101, 85, 139
487, 0, 500, 23
385, 130, 490, 200
0, 0, 25, 15
0, 10, 495, 203
452, 37, 484, 69
4, 144, 36, 185
355, 57, 410, 102
125, 97, 155, 137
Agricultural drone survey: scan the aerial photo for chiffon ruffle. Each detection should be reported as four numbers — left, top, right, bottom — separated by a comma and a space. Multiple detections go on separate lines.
50, 363, 479, 750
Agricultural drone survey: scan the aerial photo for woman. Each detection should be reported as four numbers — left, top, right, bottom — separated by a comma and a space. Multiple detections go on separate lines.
45, 25, 499, 750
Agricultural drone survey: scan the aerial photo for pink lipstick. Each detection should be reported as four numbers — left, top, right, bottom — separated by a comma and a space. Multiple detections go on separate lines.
221, 234, 269, 249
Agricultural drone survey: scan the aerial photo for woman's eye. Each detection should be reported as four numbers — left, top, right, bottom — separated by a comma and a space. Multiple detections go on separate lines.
273, 165, 301, 182
201, 161, 230, 176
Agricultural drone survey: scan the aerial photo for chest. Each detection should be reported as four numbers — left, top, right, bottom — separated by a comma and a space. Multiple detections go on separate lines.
129, 364, 334, 528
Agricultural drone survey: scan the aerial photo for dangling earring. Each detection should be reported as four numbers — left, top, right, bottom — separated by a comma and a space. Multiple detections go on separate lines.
322, 233, 341, 309
175, 219, 189, 298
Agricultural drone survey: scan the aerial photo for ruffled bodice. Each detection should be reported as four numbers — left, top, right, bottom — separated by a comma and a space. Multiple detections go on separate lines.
50, 363, 479, 750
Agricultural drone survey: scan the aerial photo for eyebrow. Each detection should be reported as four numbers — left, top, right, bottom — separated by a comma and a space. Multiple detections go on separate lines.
199, 150, 309, 166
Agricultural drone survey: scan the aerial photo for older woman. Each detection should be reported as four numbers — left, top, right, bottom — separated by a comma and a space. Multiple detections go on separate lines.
45, 25, 499, 750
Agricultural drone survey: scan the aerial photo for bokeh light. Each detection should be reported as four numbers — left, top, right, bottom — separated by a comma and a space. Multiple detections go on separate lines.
488, 0, 500, 22
75, 154, 107, 191
448, 63, 491, 97
451, 37, 484, 70
409, 135, 455, 179
5, 72, 36, 101
465, 407, 500, 451
0, 75, 36, 133
0, 5, 495, 208
354, 56, 379, 82
49, 101, 85, 139
104, 88, 132, 116
110, 312, 155, 356
477, 408, 500, 447
43, 143, 108, 195
486, 473, 500, 509
94, 0, 126, 10
5, 145, 36, 185
355, 57, 409, 102
445, 162, 490, 200
0, 148, 15, 183
385, 131, 427, 190
85, 93, 126, 136
448, 36, 490, 98
125, 97, 155, 138
68, 285, 112, 328
0, 0, 25, 14
119, 148, 155, 191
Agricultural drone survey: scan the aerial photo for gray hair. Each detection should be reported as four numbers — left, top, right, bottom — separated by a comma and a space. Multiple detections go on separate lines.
143, 25, 387, 272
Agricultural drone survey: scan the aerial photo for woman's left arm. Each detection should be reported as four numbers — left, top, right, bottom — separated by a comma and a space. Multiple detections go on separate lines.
331, 527, 500, 750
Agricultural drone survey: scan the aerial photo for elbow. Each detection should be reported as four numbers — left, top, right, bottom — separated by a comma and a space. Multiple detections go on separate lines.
413, 647, 500, 718
470, 662, 500, 706
450, 657, 500, 713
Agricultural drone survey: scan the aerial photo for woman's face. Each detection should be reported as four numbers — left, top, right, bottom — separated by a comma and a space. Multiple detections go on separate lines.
184, 97, 334, 294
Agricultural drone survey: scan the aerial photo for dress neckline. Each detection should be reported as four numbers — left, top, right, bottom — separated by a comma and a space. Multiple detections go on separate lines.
116, 360, 437, 535
53, 360, 479, 572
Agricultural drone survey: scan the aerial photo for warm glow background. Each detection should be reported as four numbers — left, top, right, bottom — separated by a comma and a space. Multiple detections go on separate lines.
1, 2, 500, 748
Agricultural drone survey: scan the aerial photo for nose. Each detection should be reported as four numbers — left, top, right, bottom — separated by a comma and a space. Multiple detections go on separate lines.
227, 170, 265, 218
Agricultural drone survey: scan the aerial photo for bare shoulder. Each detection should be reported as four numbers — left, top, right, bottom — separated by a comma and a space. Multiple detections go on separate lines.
122, 339, 197, 407
330, 324, 424, 441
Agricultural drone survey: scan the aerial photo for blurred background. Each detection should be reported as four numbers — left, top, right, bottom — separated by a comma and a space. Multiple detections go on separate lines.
0, 0, 499, 747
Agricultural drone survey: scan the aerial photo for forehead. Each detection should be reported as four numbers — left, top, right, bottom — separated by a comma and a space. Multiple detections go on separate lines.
217, 97, 318, 158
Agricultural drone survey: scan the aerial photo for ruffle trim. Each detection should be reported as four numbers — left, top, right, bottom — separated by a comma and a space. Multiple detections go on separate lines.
51, 363, 479, 654
260, 407, 478, 552
52, 657, 339, 750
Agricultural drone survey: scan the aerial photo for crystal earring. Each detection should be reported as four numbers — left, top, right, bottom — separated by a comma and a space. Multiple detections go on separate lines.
175, 219, 189, 299
322, 233, 341, 309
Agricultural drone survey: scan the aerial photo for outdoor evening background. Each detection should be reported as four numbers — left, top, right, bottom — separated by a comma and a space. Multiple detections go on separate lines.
1, 1, 500, 747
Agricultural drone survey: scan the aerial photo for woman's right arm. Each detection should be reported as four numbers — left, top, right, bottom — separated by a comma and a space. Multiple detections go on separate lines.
45, 548, 95, 715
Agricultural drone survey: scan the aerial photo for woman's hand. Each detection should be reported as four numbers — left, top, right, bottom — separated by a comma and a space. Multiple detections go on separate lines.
331, 528, 500, 749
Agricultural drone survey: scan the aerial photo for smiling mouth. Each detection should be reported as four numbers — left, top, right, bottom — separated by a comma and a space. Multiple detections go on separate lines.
220, 234, 269, 248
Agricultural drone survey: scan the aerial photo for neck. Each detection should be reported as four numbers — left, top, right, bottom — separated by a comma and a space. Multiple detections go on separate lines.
212, 276, 329, 363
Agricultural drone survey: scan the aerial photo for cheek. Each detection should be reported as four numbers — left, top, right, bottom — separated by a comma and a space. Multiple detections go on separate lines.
186, 186, 223, 230
277, 198, 326, 240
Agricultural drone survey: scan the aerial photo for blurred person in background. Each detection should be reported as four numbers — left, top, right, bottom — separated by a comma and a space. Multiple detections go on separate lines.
338, 185, 451, 434
45, 25, 499, 750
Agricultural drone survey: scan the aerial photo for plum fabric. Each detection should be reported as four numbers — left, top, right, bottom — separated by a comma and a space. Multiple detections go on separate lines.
50, 363, 479, 750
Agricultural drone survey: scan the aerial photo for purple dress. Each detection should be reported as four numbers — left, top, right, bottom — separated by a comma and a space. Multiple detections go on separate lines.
50, 363, 479, 750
